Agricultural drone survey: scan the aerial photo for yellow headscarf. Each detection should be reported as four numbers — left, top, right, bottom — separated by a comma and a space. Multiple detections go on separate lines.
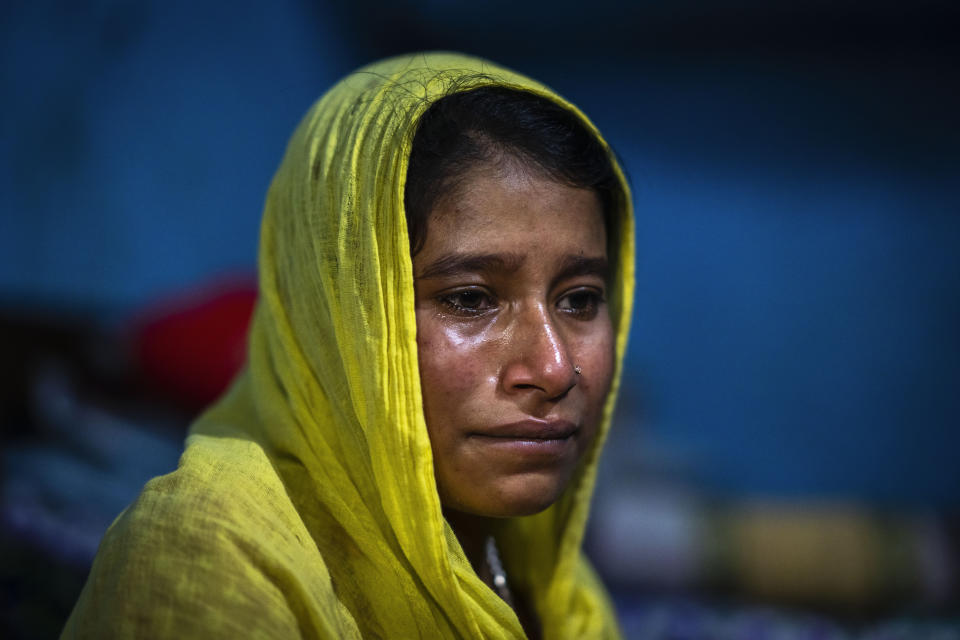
63, 52, 634, 639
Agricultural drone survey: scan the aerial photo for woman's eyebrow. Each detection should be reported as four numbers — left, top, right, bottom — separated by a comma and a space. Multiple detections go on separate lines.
416, 252, 525, 280
553, 254, 610, 284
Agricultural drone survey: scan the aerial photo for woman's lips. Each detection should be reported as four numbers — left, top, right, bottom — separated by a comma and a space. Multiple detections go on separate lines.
468, 419, 579, 458
475, 418, 578, 440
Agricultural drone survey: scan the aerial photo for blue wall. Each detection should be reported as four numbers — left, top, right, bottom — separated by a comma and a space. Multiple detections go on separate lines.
1, 0, 351, 308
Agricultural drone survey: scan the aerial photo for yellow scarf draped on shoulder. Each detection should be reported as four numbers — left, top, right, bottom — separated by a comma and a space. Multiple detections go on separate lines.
63, 52, 634, 639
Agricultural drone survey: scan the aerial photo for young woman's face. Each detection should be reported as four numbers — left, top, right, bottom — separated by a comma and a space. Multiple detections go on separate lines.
413, 160, 615, 518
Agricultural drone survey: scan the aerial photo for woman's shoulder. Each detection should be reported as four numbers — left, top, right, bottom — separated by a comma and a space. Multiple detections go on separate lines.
103, 434, 303, 552
147, 433, 296, 524
61, 435, 360, 639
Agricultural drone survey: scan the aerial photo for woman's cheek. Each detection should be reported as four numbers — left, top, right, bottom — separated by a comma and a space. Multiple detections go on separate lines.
417, 320, 487, 413
577, 319, 616, 417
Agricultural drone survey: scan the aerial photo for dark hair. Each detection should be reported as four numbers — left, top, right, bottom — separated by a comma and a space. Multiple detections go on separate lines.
404, 86, 620, 255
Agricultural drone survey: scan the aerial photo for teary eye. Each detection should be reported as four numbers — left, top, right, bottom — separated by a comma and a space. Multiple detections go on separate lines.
438, 289, 497, 316
557, 289, 604, 320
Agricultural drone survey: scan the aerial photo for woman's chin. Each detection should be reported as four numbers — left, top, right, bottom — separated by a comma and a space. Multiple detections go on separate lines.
445, 472, 571, 519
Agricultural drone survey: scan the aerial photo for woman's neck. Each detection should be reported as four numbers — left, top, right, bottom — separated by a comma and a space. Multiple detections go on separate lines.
442, 508, 543, 640
442, 507, 500, 577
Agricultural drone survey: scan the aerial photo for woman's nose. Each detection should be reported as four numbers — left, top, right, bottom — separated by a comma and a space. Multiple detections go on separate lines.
500, 305, 577, 399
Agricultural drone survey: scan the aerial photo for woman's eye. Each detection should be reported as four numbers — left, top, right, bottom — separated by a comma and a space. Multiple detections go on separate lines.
557, 289, 604, 320
438, 289, 496, 316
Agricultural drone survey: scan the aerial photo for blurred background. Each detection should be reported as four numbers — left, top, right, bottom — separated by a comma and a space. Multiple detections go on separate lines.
2, 0, 958, 637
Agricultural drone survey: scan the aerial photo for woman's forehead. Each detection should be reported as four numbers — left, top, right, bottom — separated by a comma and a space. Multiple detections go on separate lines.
414, 164, 607, 274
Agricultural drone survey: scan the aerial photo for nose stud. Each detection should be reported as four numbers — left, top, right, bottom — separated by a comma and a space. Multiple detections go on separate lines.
574, 365, 582, 375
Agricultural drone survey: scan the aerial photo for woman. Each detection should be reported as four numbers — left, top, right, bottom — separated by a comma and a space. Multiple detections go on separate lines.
63, 52, 634, 639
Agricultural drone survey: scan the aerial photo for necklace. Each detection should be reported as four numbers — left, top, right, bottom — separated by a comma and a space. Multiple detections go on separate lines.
484, 536, 515, 607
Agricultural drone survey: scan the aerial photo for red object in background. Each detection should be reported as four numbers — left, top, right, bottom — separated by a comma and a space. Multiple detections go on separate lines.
132, 277, 257, 410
